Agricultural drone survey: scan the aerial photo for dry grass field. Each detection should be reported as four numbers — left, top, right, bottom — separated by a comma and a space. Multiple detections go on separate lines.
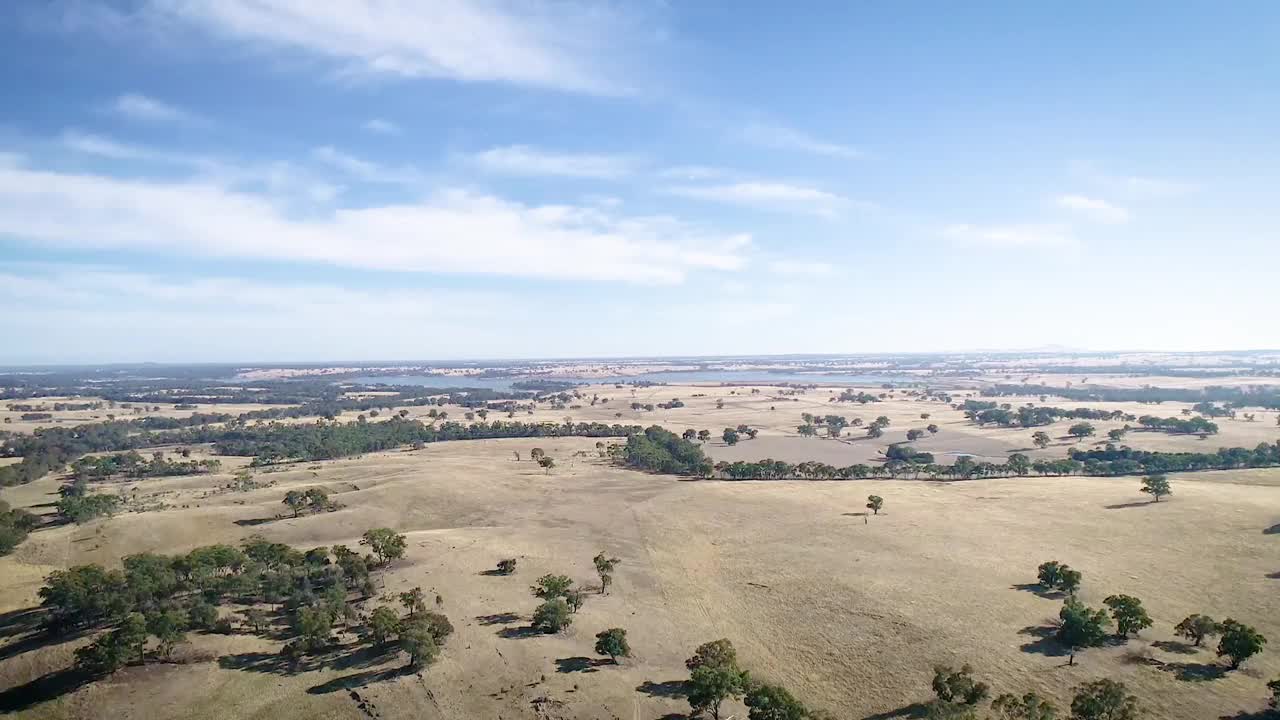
0, 397, 295, 435
2, 423, 1278, 719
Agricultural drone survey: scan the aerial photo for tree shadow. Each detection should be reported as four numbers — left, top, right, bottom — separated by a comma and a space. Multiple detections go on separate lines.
1018, 624, 1067, 657
306, 664, 412, 694
0, 606, 45, 641
475, 612, 521, 626
555, 656, 607, 673
637, 679, 689, 698
1104, 500, 1156, 510
497, 625, 546, 639
0, 622, 93, 664
1218, 711, 1276, 720
1010, 583, 1063, 599
1266, 571, 1280, 580
233, 517, 278, 527
1152, 640, 1201, 655
0, 666, 95, 712
842, 512, 869, 517
1263, 523, 1280, 535
478, 568, 514, 577
1166, 662, 1227, 682
862, 701, 931, 720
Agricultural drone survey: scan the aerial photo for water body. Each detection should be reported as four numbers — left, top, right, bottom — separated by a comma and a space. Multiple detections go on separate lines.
351, 370, 908, 389
349, 375, 519, 390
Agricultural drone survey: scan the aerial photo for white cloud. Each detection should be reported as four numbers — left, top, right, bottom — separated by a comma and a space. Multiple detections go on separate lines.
739, 123, 861, 159
153, 0, 631, 94
1107, 174, 1198, 197
312, 146, 422, 185
0, 163, 748, 285
61, 130, 157, 160
1055, 194, 1129, 223
665, 181, 847, 216
657, 165, 735, 181
769, 260, 836, 276
363, 118, 401, 135
471, 145, 635, 179
944, 223, 1077, 249
109, 93, 202, 124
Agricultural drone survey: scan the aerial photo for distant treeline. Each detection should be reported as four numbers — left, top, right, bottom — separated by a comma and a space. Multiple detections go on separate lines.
981, 383, 1280, 409
961, 400, 1130, 428
617, 425, 1280, 481
70, 451, 221, 481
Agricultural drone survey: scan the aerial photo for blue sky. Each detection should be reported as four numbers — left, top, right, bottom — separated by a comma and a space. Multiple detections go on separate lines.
1, 1, 1277, 363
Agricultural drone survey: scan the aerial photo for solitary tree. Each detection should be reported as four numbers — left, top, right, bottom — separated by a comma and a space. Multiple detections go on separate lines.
866, 495, 884, 515
1217, 619, 1267, 669
594, 627, 631, 663
723, 429, 740, 445
1058, 598, 1110, 665
1068, 423, 1096, 442
1139, 475, 1171, 502
686, 638, 739, 671
744, 683, 811, 720
907, 429, 924, 441
697, 429, 711, 443
1032, 431, 1051, 449
927, 424, 940, 435
531, 574, 574, 599
1103, 595, 1152, 637
932, 663, 990, 705
496, 558, 517, 575
283, 490, 307, 518
593, 552, 621, 594
533, 597, 573, 633
1173, 614, 1221, 647
360, 528, 407, 566
1069, 679, 1138, 720
538, 456, 556, 474
530, 448, 545, 462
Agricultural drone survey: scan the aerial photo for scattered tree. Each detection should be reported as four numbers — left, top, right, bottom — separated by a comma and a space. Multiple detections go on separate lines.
1058, 598, 1110, 665
686, 638, 739, 671
496, 558, 517, 575
1103, 595, 1152, 637
688, 663, 749, 720
1068, 423, 1096, 442
399, 617, 439, 668
1217, 619, 1267, 669
1032, 431, 1052, 449
866, 495, 884, 515
1174, 614, 1220, 647
531, 574, 574, 599
932, 663, 990, 705
1069, 679, 1138, 720
537, 456, 556, 474
723, 429, 740, 446
533, 597, 573, 633
1139, 474, 1171, 502
399, 587, 426, 618
594, 552, 621, 594
594, 627, 631, 663
369, 606, 401, 645
360, 528, 407, 566
991, 692, 1057, 720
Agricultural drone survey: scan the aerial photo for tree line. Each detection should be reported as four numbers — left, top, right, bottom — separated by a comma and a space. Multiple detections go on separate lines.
982, 383, 1280, 410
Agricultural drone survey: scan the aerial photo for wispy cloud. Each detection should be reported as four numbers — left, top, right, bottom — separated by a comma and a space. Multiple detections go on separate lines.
61, 130, 157, 160
311, 146, 422, 185
471, 145, 635, 179
363, 118, 401, 135
152, 0, 633, 94
0, 162, 748, 285
665, 181, 848, 216
1105, 174, 1198, 197
944, 223, 1077, 249
657, 165, 736, 181
1055, 194, 1129, 223
739, 123, 861, 159
109, 93, 203, 124
769, 259, 836, 276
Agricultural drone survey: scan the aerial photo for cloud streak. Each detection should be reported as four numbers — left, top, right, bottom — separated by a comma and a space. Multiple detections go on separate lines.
153, 0, 632, 94
1056, 194, 1129, 223
664, 181, 848, 216
0, 162, 748, 285
471, 145, 635, 179
739, 123, 861, 159
944, 223, 1077, 249
109, 93, 203, 124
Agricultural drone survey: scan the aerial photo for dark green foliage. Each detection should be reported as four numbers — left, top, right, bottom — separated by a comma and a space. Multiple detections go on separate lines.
1174, 614, 1220, 646
1067, 423, 1096, 440
295, 606, 332, 651
1135, 415, 1218, 435
368, 606, 401, 645
1139, 475, 1171, 502
931, 664, 990, 705
533, 597, 572, 633
686, 638, 739, 671
866, 495, 883, 514
39, 564, 131, 629
1036, 561, 1080, 594
744, 683, 812, 720
1217, 619, 1266, 669
594, 627, 631, 663
496, 558, 517, 575
1102, 595, 1152, 637
56, 492, 122, 523
74, 612, 147, 675
1267, 677, 1279, 711
399, 587, 426, 617
1032, 431, 1051, 448
146, 608, 188, 658
400, 617, 439, 668
991, 692, 1057, 720
722, 429, 740, 445
884, 444, 934, 463
1058, 598, 1110, 664
531, 574, 574, 599
688, 663, 750, 720
360, 528, 406, 566
1069, 679, 1138, 720
621, 426, 712, 476
188, 601, 219, 630
70, 450, 221, 481
0, 498, 40, 555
